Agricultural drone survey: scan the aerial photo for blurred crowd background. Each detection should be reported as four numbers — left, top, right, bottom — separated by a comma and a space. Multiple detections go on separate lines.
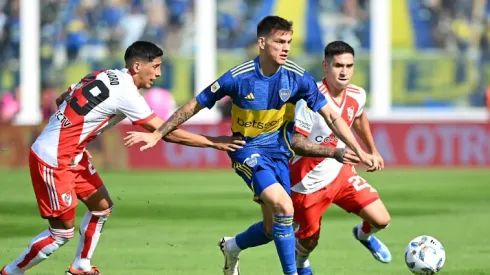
0, 0, 489, 123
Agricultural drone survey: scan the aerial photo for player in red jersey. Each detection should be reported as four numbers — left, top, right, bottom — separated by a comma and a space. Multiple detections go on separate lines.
289, 41, 391, 275
1, 41, 244, 275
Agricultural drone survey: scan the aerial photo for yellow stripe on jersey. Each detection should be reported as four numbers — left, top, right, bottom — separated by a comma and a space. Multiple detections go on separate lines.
231, 103, 296, 137
284, 102, 295, 121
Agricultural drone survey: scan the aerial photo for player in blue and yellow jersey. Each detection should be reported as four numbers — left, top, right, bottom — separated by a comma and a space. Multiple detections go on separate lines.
124, 16, 374, 275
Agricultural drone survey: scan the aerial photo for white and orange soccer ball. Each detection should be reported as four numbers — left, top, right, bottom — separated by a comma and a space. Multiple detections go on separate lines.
405, 235, 445, 274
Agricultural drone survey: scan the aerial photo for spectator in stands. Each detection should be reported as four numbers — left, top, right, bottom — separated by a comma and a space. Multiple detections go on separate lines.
0, 89, 19, 123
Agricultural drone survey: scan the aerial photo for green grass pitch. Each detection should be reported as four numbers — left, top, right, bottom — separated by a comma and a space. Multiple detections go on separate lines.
0, 168, 489, 274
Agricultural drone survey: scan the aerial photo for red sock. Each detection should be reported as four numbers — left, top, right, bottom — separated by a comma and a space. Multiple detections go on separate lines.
5, 227, 73, 274
71, 208, 112, 271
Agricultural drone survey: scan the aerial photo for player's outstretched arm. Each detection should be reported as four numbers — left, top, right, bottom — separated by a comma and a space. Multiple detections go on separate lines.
318, 104, 375, 168
124, 114, 245, 151
353, 112, 384, 170
156, 97, 204, 137
291, 131, 360, 165
123, 98, 205, 150
163, 129, 245, 151
125, 70, 235, 151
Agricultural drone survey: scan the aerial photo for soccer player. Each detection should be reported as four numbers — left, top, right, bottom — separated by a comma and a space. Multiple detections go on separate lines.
289, 41, 392, 275
0, 41, 244, 275
123, 17, 376, 275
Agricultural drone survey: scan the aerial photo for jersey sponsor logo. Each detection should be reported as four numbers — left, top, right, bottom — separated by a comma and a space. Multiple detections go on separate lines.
55, 110, 72, 127
279, 88, 292, 102
296, 120, 312, 131
231, 104, 289, 137
236, 116, 283, 130
315, 134, 338, 144
210, 81, 220, 93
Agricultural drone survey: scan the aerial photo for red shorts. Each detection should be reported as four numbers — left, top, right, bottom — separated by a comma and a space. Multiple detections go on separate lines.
29, 150, 103, 219
292, 165, 379, 239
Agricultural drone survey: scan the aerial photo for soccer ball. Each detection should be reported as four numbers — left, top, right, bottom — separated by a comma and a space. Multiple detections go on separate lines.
404, 235, 445, 274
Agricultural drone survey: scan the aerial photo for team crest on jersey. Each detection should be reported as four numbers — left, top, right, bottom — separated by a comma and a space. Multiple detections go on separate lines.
347, 106, 355, 121
61, 192, 72, 206
244, 154, 260, 167
279, 88, 291, 102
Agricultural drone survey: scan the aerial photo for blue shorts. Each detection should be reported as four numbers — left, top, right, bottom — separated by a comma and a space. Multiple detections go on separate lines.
230, 152, 291, 202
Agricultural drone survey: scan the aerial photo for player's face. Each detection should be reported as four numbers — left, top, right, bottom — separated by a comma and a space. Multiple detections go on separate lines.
136, 57, 162, 89
261, 30, 292, 65
323, 53, 354, 91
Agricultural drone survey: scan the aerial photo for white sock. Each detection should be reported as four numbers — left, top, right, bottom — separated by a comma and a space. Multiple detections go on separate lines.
225, 237, 242, 255
295, 239, 311, 268
5, 227, 73, 274
357, 220, 381, 240
71, 208, 111, 271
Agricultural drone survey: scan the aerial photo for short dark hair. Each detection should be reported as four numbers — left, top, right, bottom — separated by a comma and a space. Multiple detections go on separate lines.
257, 16, 293, 37
324, 41, 355, 61
124, 41, 163, 63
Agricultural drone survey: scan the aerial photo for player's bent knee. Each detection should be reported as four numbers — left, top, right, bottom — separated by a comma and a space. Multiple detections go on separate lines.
260, 183, 293, 215
91, 205, 113, 218
268, 200, 294, 215
374, 219, 390, 229
278, 199, 294, 215
378, 210, 391, 228
48, 208, 76, 229
360, 199, 391, 229
266, 193, 294, 215
81, 185, 114, 212
372, 214, 391, 229
297, 235, 319, 253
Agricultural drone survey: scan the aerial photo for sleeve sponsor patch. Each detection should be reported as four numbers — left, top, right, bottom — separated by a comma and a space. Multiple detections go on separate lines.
211, 81, 220, 93
296, 119, 312, 131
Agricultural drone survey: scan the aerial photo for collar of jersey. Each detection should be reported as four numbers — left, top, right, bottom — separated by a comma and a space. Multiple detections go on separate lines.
253, 56, 283, 80
121, 68, 135, 77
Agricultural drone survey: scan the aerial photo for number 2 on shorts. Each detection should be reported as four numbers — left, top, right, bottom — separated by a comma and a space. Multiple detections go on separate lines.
348, 175, 376, 192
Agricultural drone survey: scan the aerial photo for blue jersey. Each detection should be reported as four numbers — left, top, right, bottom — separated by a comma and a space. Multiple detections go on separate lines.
196, 56, 327, 159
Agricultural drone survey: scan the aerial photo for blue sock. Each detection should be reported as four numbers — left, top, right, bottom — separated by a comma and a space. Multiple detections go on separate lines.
235, 221, 273, 250
273, 214, 296, 275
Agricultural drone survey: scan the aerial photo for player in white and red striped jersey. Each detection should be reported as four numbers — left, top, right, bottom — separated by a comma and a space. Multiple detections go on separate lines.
288, 41, 392, 275
1, 41, 244, 275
